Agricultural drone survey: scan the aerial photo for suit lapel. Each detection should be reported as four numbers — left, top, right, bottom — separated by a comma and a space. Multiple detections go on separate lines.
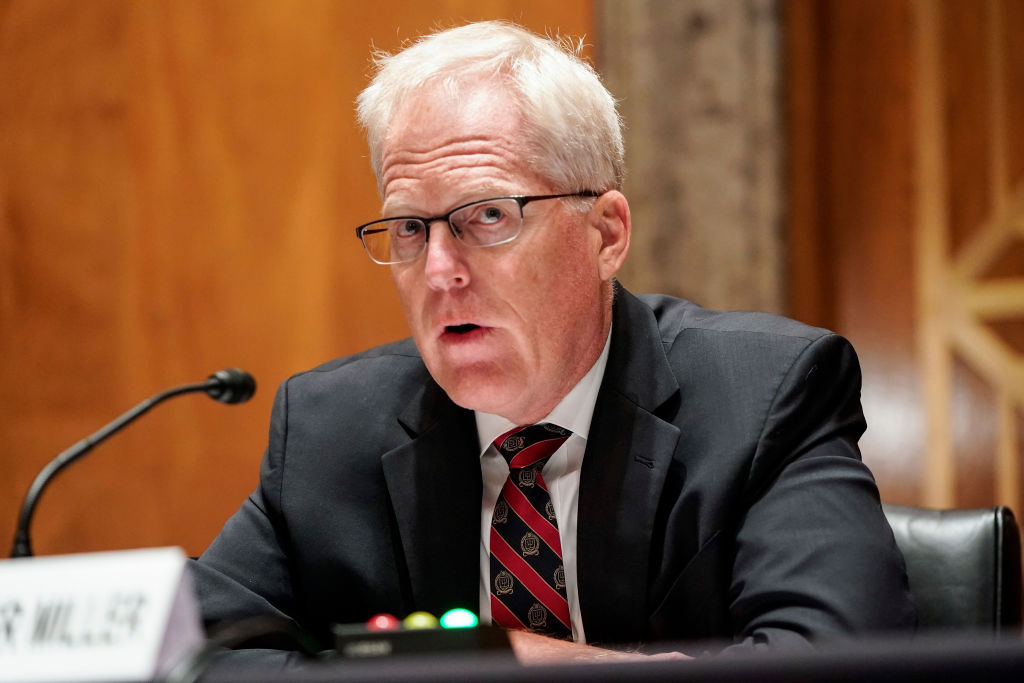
578, 286, 681, 643
381, 379, 482, 617
378, 286, 680, 636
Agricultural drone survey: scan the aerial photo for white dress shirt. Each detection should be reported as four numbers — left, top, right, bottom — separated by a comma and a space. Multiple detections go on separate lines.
475, 329, 611, 643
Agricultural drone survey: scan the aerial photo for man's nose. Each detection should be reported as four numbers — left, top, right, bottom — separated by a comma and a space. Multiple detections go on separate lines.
423, 220, 470, 290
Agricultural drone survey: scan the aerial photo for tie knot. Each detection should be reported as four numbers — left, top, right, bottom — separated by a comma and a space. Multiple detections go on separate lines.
493, 423, 571, 470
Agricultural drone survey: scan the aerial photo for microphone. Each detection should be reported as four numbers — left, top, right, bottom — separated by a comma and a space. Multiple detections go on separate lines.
205, 368, 257, 404
9, 369, 257, 559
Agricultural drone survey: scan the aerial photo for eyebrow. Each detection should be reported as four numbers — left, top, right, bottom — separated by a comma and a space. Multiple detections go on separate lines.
380, 185, 512, 218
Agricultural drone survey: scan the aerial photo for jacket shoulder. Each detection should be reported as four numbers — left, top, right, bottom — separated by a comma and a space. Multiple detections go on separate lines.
304, 337, 421, 373
279, 337, 429, 414
636, 293, 832, 345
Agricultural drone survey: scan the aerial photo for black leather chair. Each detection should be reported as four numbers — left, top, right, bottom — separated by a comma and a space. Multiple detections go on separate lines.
882, 503, 1022, 634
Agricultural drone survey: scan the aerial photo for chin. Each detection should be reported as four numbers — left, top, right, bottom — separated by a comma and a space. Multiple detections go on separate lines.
445, 383, 512, 415
437, 371, 521, 418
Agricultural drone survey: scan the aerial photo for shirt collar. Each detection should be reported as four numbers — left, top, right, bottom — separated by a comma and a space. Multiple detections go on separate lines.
474, 325, 612, 457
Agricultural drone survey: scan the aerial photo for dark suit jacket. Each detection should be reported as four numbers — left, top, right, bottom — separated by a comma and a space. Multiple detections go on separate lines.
192, 286, 914, 655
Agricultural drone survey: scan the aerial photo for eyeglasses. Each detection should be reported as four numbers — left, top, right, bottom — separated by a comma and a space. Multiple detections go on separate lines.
355, 191, 601, 265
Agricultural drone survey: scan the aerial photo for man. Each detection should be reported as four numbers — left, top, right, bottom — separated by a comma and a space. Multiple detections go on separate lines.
192, 21, 914, 663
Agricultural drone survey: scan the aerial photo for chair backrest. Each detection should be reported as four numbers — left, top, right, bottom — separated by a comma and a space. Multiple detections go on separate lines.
882, 503, 1022, 634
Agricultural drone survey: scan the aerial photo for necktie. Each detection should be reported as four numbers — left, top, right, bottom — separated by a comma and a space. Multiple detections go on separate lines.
489, 423, 572, 639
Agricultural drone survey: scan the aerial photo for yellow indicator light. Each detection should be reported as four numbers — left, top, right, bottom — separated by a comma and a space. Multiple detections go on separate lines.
403, 611, 439, 629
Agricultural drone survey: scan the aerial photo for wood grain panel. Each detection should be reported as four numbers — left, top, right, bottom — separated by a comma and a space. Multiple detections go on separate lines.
941, 0, 992, 256
1006, 0, 1024, 185
786, 0, 921, 502
0, 0, 591, 557
952, 355, 998, 508
788, 0, 1024, 512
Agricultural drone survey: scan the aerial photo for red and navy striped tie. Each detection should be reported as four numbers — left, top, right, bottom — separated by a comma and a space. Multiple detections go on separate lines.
489, 423, 572, 639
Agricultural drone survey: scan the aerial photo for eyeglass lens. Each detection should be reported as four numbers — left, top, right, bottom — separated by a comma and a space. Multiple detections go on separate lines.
363, 197, 523, 264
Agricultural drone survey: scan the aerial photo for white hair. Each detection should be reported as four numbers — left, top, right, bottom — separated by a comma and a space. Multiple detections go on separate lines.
356, 21, 624, 195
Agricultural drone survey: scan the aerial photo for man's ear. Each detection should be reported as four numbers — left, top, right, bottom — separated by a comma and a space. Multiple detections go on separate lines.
590, 190, 631, 281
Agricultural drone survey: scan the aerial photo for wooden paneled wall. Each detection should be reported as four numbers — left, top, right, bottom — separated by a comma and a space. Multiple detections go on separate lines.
786, 0, 921, 503
5, 0, 1024, 561
787, 0, 1024, 512
0, 0, 591, 557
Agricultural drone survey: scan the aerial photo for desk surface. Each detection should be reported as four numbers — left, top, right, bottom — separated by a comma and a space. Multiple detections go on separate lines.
203, 634, 1024, 682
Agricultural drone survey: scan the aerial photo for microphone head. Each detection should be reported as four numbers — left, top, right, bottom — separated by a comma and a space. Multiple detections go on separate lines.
207, 368, 257, 404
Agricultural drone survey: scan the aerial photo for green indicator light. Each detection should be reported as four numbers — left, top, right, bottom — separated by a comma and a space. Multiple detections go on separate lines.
439, 608, 479, 629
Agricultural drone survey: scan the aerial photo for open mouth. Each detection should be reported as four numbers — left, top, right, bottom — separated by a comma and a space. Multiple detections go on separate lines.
445, 324, 481, 335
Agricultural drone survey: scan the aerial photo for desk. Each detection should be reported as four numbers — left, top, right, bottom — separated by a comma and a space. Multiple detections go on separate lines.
202, 634, 1024, 682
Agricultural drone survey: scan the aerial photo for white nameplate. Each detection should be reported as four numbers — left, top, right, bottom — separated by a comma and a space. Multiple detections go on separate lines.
0, 547, 204, 682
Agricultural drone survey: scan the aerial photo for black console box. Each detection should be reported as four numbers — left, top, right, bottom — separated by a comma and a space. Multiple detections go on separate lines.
332, 623, 511, 659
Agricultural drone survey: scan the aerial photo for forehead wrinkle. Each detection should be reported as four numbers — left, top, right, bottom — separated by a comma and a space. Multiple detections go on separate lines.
385, 149, 509, 179
384, 131, 516, 160
382, 136, 517, 173
380, 139, 522, 204
382, 170, 509, 216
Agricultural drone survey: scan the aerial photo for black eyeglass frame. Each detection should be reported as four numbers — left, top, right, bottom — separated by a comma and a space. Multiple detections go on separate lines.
354, 191, 602, 265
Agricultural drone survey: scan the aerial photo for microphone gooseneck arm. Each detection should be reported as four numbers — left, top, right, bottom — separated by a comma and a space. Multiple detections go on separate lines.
9, 370, 256, 559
